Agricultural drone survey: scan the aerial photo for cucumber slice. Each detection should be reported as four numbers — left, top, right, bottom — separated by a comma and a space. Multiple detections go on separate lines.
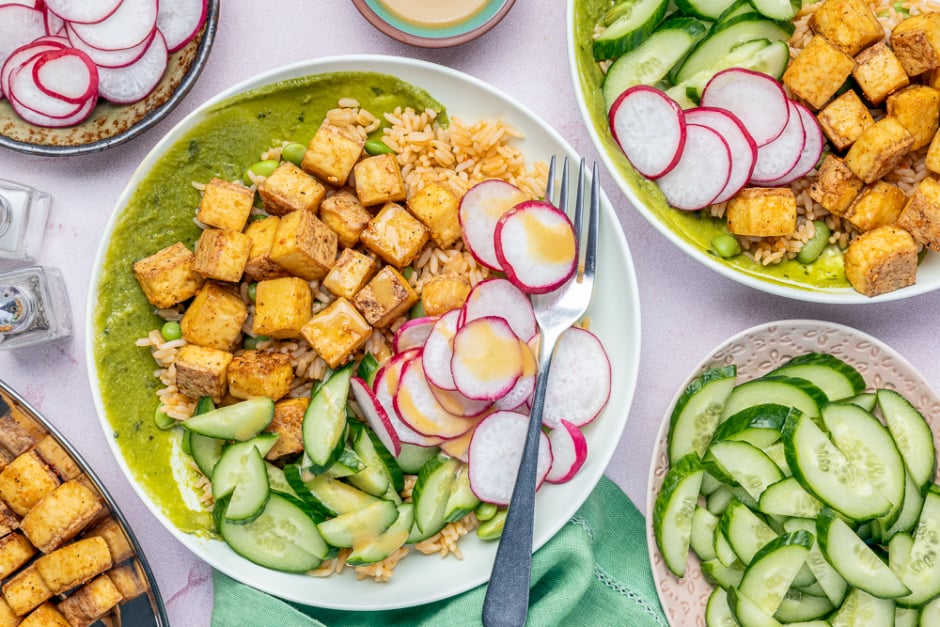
716, 0, 759, 23
289, 472, 378, 517
728, 586, 783, 627
691, 505, 720, 562
211, 433, 279, 502
357, 352, 380, 386
592, 0, 670, 60
719, 499, 777, 565
303, 363, 355, 472
324, 445, 364, 479
675, 0, 737, 20
877, 389, 937, 493
768, 353, 865, 402
264, 462, 298, 499
773, 589, 834, 623
738, 530, 813, 617
702, 558, 744, 589
783, 517, 849, 607
750, 0, 796, 20
704, 440, 783, 501
667, 365, 737, 464
761, 442, 791, 477
443, 464, 480, 524
715, 526, 739, 568
316, 499, 399, 548
182, 397, 274, 441
190, 432, 223, 477
848, 392, 878, 412
712, 404, 795, 448
893, 490, 940, 607
224, 446, 270, 522
723, 376, 826, 424
705, 586, 737, 627
829, 587, 896, 626
351, 422, 404, 493
758, 476, 822, 518
412, 454, 460, 535
878, 472, 924, 542
919, 596, 940, 625
653, 453, 705, 577
346, 502, 413, 565
394, 443, 439, 474
707, 484, 735, 516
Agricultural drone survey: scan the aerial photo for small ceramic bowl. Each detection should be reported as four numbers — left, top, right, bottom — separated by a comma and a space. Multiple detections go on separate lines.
350, 0, 515, 48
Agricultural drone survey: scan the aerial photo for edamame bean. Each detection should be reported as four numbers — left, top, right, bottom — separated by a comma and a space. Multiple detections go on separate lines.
364, 139, 393, 155
796, 220, 831, 264
711, 233, 741, 258
247, 283, 258, 302
242, 159, 279, 185
409, 301, 425, 319
475, 502, 498, 522
282, 142, 307, 166
161, 321, 182, 341
154, 406, 176, 430
477, 509, 507, 540
244, 335, 270, 350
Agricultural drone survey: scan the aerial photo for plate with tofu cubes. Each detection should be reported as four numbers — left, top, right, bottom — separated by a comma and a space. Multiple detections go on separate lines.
84, 55, 640, 609
571, 0, 940, 302
0, 380, 168, 626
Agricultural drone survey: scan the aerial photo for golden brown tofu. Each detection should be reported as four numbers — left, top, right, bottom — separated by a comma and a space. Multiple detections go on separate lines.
269, 209, 338, 282
20, 480, 101, 555
264, 398, 309, 460
84, 519, 133, 566
0, 533, 35, 579
34, 536, 112, 596
253, 277, 312, 340
226, 350, 294, 401
816, 90, 875, 151
0, 500, 19, 537
352, 266, 419, 328
301, 123, 365, 187
887, 85, 940, 151
243, 216, 289, 282
321, 249, 378, 300
782, 35, 855, 110
420, 274, 472, 316
193, 229, 252, 283
891, 13, 940, 77
301, 297, 372, 368
56, 575, 123, 627
809, 155, 866, 214
2, 565, 52, 616
407, 183, 462, 249
898, 176, 940, 251
725, 188, 797, 237
106, 563, 147, 601
354, 153, 407, 207
844, 225, 918, 296
173, 344, 233, 404
845, 116, 915, 183
258, 162, 326, 216
928, 130, 940, 175
0, 597, 19, 627
360, 202, 430, 268
180, 283, 247, 352
853, 42, 910, 106
809, 0, 885, 56
196, 178, 254, 232
0, 417, 34, 460
0, 451, 60, 517
32, 436, 79, 482
132, 242, 205, 310
19, 602, 69, 627
319, 190, 373, 249
844, 181, 908, 231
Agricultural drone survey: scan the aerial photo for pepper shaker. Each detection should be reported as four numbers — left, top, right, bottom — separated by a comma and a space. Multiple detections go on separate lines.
0, 179, 51, 263
0, 266, 72, 350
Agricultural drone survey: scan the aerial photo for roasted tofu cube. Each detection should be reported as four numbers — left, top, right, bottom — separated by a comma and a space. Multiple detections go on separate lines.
133, 242, 205, 310
56, 574, 123, 627
0, 451, 60, 517
887, 85, 940, 151
354, 153, 407, 207
2, 564, 52, 616
173, 344, 233, 403
20, 480, 102, 554
844, 181, 908, 231
252, 277, 312, 340
20, 603, 70, 627
180, 283, 247, 352
34, 536, 112, 595
269, 209, 337, 281
810, 155, 866, 213
264, 397, 309, 460
243, 216, 289, 282
407, 183, 462, 249
928, 130, 940, 174
420, 274, 472, 316
891, 13, 940, 76
0, 532, 35, 579
782, 35, 855, 110
853, 42, 910, 106
319, 190, 373, 249
321, 248, 377, 300
0, 500, 19, 536
301, 123, 365, 186
258, 162, 326, 216
844, 225, 918, 296
898, 176, 940, 250
301, 297, 372, 368
32, 436, 79, 482
360, 202, 430, 268
227, 350, 294, 401
809, 0, 884, 56
193, 229, 252, 283
106, 563, 147, 600
0, 597, 18, 627
0, 416, 34, 459
85, 518, 134, 565
725, 188, 797, 236
196, 178, 254, 232
845, 116, 915, 183
817, 90, 875, 151
352, 266, 418, 328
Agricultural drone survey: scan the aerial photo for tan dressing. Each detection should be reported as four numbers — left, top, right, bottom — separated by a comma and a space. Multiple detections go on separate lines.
378, 0, 490, 28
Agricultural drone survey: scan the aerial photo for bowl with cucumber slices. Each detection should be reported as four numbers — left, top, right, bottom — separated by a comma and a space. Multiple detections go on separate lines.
646, 319, 940, 624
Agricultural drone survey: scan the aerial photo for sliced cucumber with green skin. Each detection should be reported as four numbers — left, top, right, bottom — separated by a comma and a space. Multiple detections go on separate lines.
211, 433, 279, 502
357, 352, 380, 386
394, 443, 439, 474
317, 499, 399, 548
848, 392, 878, 412
691, 505, 720, 561
702, 558, 744, 589
761, 442, 791, 477
303, 363, 355, 472
768, 353, 865, 402
918, 595, 940, 625
895, 606, 919, 627
412, 454, 460, 535
728, 586, 783, 627
707, 484, 735, 516
705, 586, 737, 627
774, 589, 834, 623
182, 397, 274, 441
758, 476, 822, 518
653, 453, 705, 577
878, 472, 924, 543
350, 421, 404, 493
716, 0, 759, 24
712, 404, 795, 449
723, 376, 826, 424
893, 490, 940, 607
190, 432, 224, 478
738, 530, 813, 617
749, 0, 796, 20
287, 471, 377, 518
704, 440, 783, 501
783, 517, 849, 607
720, 499, 777, 565
668, 365, 737, 464
346, 503, 413, 565
324, 446, 364, 479
675, 0, 738, 20
877, 389, 937, 493
829, 587, 896, 626
224, 446, 270, 522
443, 464, 480, 524
265, 463, 298, 499
715, 526, 739, 568
592, 0, 670, 60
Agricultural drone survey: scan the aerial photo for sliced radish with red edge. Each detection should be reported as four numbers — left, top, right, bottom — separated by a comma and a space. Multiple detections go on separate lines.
2, 41, 62, 98
467, 410, 552, 505
95, 30, 167, 104
373, 350, 442, 448
458, 179, 528, 270
656, 124, 732, 210
156, 0, 208, 52
393, 315, 438, 354
66, 23, 153, 69
69, 0, 158, 51
541, 327, 611, 429
32, 47, 97, 104
492, 339, 537, 412
428, 382, 492, 418
450, 316, 523, 402
545, 420, 589, 484
608, 85, 686, 179
761, 102, 825, 187
43, 0, 122, 24
459, 278, 536, 342
422, 309, 460, 391
0, 4, 46, 96
42, 7, 66, 37
700, 68, 790, 147
395, 356, 480, 439
494, 200, 577, 295
350, 376, 401, 457
749, 99, 807, 184
9, 56, 87, 118
685, 107, 757, 204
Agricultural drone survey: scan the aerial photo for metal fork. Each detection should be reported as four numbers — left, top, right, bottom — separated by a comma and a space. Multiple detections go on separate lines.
481, 156, 599, 627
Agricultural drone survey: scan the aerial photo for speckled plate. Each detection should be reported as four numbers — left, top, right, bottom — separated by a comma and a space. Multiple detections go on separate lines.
0, 0, 218, 157
351, 0, 515, 47
645, 319, 940, 626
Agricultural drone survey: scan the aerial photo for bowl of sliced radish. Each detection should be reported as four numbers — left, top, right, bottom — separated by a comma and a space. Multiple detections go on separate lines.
0, 0, 218, 156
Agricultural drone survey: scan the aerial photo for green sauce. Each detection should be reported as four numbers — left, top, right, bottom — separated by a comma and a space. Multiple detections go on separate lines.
92, 72, 444, 533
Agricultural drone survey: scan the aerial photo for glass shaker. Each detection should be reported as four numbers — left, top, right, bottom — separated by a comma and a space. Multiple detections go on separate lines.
0, 266, 72, 350
0, 179, 51, 263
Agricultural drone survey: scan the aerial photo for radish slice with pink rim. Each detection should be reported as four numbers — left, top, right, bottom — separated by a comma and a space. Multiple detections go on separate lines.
69, 0, 158, 51
450, 316, 523, 402
492, 339, 536, 411
42, 8, 66, 37
749, 99, 807, 184
700, 67, 790, 147
9, 56, 87, 118
545, 420, 588, 484
541, 327, 611, 429
395, 356, 481, 439
428, 382, 491, 418
458, 179, 528, 270
96, 30, 167, 104
43, 0, 123, 24
460, 278, 536, 342
422, 309, 460, 391
32, 48, 97, 104
66, 23, 154, 69
393, 315, 438, 354
656, 124, 732, 211
8, 84, 95, 127
2, 41, 63, 98
0, 4, 46, 96
468, 410, 552, 505
157, 0, 209, 52
684, 107, 757, 205
608, 85, 686, 179
350, 376, 401, 457
762, 103, 825, 187
494, 200, 578, 295
373, 350, 442, 447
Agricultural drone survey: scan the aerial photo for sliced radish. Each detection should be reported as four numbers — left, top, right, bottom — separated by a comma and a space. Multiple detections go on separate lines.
0, 4, 46, 96
395, 356, 480, 439
458, 179, 528, 270
541, 327, 611, 429
545, 420, 589, 484
8, 83, 95, 127
66, 23, 154, 69
9, 56, 87, 118
761, 103, 825, 187
2, 41, 61, 98
42, 7, 66, 37
656, 124, 732, 211
156, 0, 208, 52
450, 316, 523, 402
608, 85, 686, 179
467, 410, 552, 505
422, 310, 460, 391
685, 107, 757, 204
428, 382, 492, 418
393, 316, 438, 354
749, 99, 807, 184
32, 48, 98, 104
350, 376, 401, 457
460, 278, 536, 342
95, 30, 167, 104
374, 350, 442, 448
69, 0, 158, 51
43, 0, 123, 24
492, 339, 537, 411
438, 428, 475, 464
700, 68, 790, 147
494, 200, 578, 295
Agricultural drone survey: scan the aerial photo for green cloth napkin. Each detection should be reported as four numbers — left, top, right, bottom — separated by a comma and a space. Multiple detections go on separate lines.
211, 476, 667, 626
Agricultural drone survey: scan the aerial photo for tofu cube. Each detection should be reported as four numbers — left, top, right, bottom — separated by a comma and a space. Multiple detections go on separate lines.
193, 229, 252, 283
0, 451, 60, 517
319, 190, 373, 249
725, 188, 798, 236
34, 536, 112, 595
56, 575, 123, 627
782, 35, 855, 110
844, 181, 909, 231
887, 85, 940, 150
269, 209, 337, 282
844, 224, 918, 296
0, 499, 19, 537
926, 66, 940, 89
301, 123, 365, 186
252, 277, 312, 340
853, 42, 910, 106
20, 480, 102, 554
84, 518, 134, 564
407, 183, 462, 248
258, 162, 326, 216
21, 603, 71, 627
301, 297, 372, 368
0, 532, 35, 579
172, 344, 233, 403
897, 176, 940, 250
420, 274, 472, 316
321, 248, 378, 300
927, 129, 940, 174
810, 154, 866, 213
106, 564, 147, 601
809, 0, 885, 56
243, 216, 289, 282
845, 116, 915, 183
354, 153, 407, 207
0, 416, 33, 459
891, 13, 940, 77
264, 397, 309, 460
196, 178, 254, 232
816, 90, 876, 151
133, 242, 205, 310
180, 283, 247, 351
352, 266, 418, 328
33, 436, 79, 482
360, 202, 430, 268
1, 565, 51, 616
226, 350, 294, 401
0, 598, 18, 627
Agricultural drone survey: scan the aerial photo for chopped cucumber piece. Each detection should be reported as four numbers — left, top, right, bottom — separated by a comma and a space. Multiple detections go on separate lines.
712, 404, 795, 448
668, 365, 737, 464
767, 353, 865, 402
303, 363, 354, 471
395, 443, 440, 474
317, 499, 399, 548
738, 530, 813, 617
346, 503, 413, 565
211, 433, 279, 502
592, 0, 670, 59
653, 453, 705, 577
182, 397, 274, 441
224, 446, 270, 522
412, 454, 460, 535
723, 375, 826, 423
877, 389, 937, 493
704, 440, 783, 502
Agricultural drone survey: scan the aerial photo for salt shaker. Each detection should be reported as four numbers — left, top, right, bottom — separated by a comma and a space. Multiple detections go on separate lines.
0, 266, 72, 350
0, 179, 51, 263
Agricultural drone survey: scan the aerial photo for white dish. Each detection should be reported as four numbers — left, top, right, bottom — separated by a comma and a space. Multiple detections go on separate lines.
86, 55, 641, 610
